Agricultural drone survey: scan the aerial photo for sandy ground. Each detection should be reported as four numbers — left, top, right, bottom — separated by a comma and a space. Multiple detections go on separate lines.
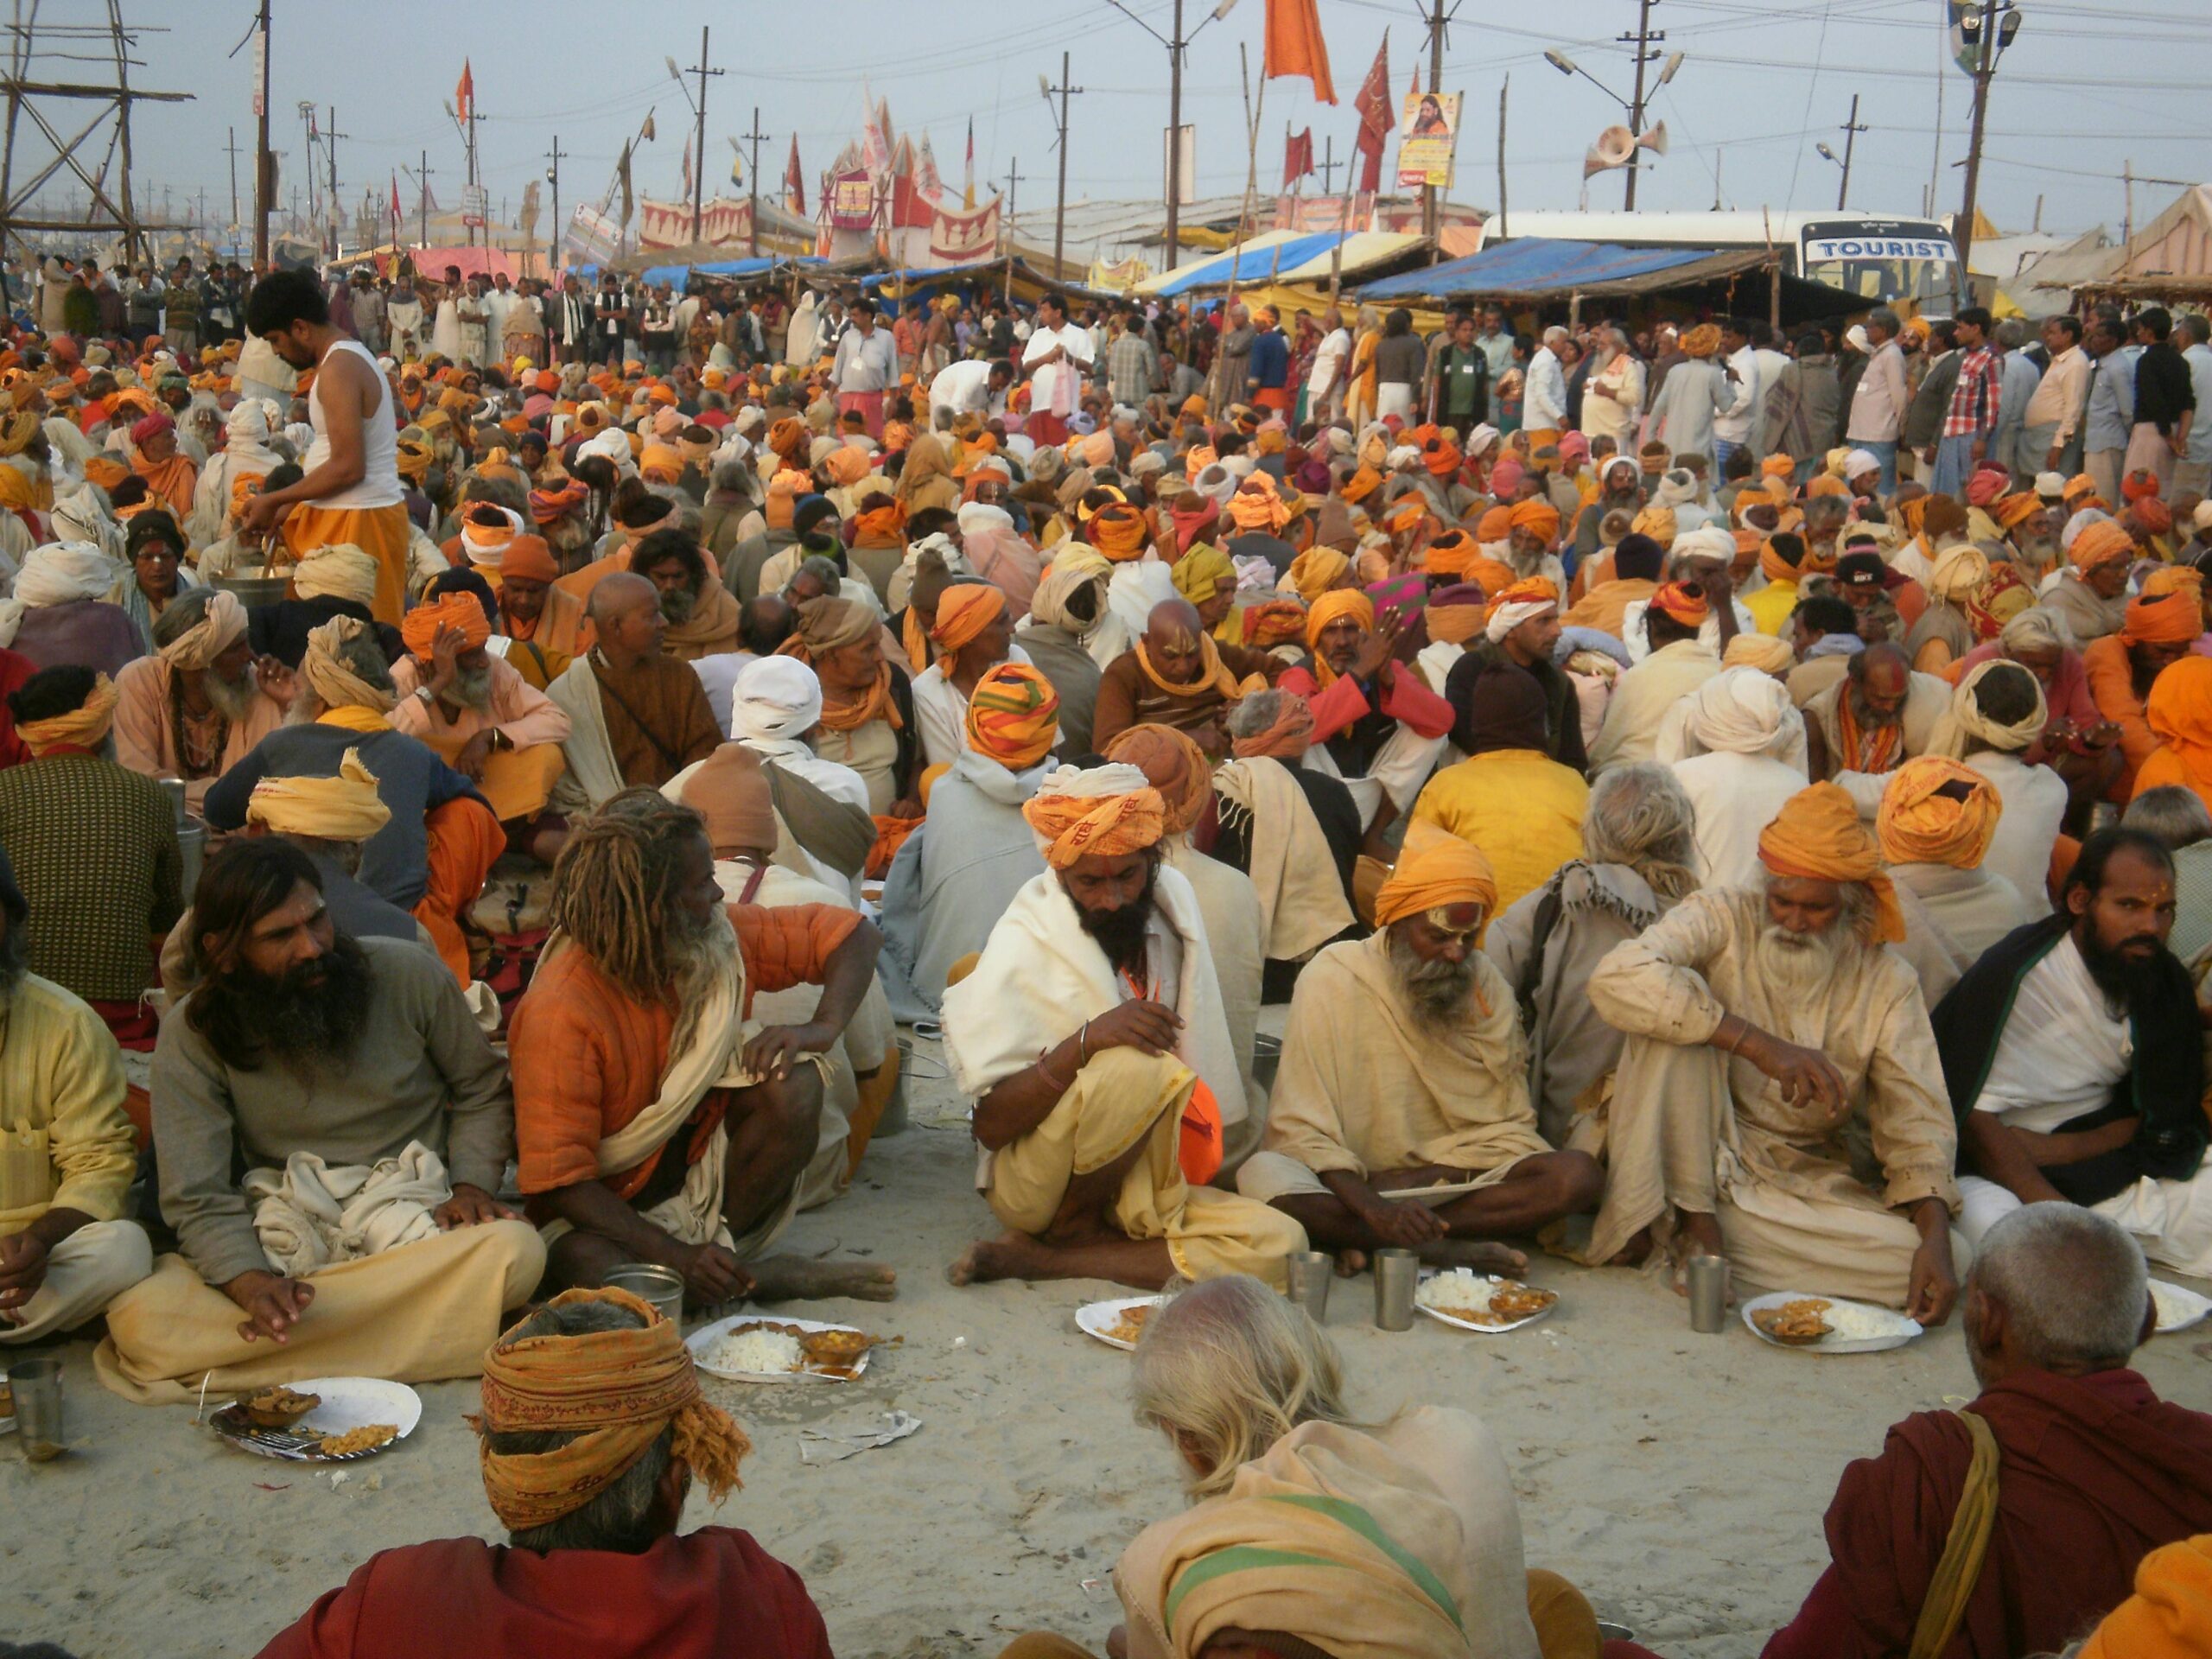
5, 1027, 2210, 1659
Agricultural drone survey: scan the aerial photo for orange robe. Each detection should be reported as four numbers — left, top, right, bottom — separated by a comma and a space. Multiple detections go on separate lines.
2082, 634, 2159, 799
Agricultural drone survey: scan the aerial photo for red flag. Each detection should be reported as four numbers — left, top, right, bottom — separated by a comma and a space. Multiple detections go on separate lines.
1352, 33, 1391, 192
785, 136, 805, 215
1283, 129, 1315, 188
1263, 0, 1338, 105
1409, 61, 1421, 100
389, 173, 402, 230
454, 60, 474, 124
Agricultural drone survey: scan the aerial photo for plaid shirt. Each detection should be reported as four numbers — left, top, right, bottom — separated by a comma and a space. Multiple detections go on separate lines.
1942, 344, 1999, 439
1106, 330, 1156, 403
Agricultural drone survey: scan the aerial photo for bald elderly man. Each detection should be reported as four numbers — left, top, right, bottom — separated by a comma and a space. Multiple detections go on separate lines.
547, 572, 723, 815
1092, 598, 1282, 759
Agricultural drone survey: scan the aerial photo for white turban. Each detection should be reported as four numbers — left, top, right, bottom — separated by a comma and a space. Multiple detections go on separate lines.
1844, 449, 1881, 480
1844, 324, 1870, 354
1034, 761, 1149, 798
1669, 524, 1737, 567
1192, 463, 1236, 505
1655, 468, 1698, 509
0, 539, 117, 645
290, 543, 382, 607
49, 484, 120, 558
1385, 445, 1421, 474
458, 504, 525, 569
1999, 606, 2074, 655
1465, 423, 1502, 457
2060, 507, 2112, 553
1927, 657, 2049, 759
577, 428, 634, 474
2033, 471, 2066, 500
729, 655, 823, 747
1675, 665, 1803, 760
156, 588, 249, 671
1485, 595, 1558, 644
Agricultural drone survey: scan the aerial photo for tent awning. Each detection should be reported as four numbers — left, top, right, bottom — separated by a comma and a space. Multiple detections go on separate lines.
1135, 232, 1342, 297
1359, 237, 1728, 301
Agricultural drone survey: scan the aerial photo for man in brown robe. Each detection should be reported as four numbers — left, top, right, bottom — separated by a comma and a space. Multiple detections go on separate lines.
1765, 1205, 2212, 1659
547, 574, 724, 813
1092, 599, 1280, 757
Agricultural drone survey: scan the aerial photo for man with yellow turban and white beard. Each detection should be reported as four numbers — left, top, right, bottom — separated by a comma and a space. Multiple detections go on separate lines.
944, 762, 1306, 1291
1583, 783, 1964, 1317
113, 587, 289, 814
1238, 821, 1604, 1270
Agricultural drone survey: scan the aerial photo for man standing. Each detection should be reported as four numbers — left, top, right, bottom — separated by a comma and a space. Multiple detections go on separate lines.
1844, 308, 1909, 495
1585, 783, 1962, 1317
1711, 318, 1761, 475
1427, 313, 1491, 435
1245, 306, 1290, 416
349, 269, 385, 356
2126, 305, 2196, 497
1305, 306, 1351, 424
2177, 312, 2212, 500
1522, 326, 1570, 448
1211, 302, 1253, 421
162, 257, 200, 356
1020, 292, 1093, 448
237, 270, 412, 627
1105, 306, 1156, 410
1929, 308, 1999, 498
2081, 315, 2140, 509
2024, 315, 2090, 479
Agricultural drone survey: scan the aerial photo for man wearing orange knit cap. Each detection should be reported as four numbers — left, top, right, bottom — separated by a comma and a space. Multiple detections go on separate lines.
1238, 821, 1603, 1265
940, 762, 1306, 1291
1585, 782, 1964, 1317
2082, 585, 2202, 799
2043, 515, 2135, 645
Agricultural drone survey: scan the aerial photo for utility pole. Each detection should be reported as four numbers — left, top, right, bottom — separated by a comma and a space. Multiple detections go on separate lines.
741, 107, 768, 256
1496, 73, 1510, 238
1955, 0, 2016, 276
1003, 156, 1024, 226
1422, 0, 1447, 238
1834, 93, 1866, 211
1045, 51, 1083, 281
226, 125, 242, 235
252, 0, 270, 269
323, 105, 346, 261
1316, 136, 1338, 195
1108, 0, 1230, 272
1619, 0, 1662, 209
678, 27, 722, 248
545, 135, 563, 271
297, 102, 318, 232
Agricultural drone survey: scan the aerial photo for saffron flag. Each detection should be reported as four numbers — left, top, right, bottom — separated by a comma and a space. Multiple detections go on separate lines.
1283, 128, 1314, 187
389, 173, 402, 232
785, 136, 805, 215
1352, 33, 1392, 193
454, 60, 474, 124
730, 140, 743, 188
1263, 0, 1337, 105
682, 137, 694, 204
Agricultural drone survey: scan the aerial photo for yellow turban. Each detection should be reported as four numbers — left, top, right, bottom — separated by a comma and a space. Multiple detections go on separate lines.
1285, 545, 1351, 604
1373, 820, 1500, 940
1757, 782, 1904, 944
1723, 632, 1796, 675
964, 662, 1061, 772
1171, 543, 1236, 607
1876, 755, 1999, 870
1630, 505, 1677, 544
301, 615, 397, 715
16, 672, 118, 756
2071, 519, 2135, 573
931, 582, 1007, 656
245, 746, 393, 841
1304, 587, 1375, 658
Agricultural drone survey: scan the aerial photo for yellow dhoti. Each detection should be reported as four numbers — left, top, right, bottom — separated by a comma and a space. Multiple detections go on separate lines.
984, 1047, 1306, 1287
92, 1219, 546, 1404
418, 735, 569, 825
283, 500, 413, 626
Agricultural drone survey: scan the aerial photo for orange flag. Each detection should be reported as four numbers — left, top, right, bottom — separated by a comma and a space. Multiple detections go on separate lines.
1264, 0, 1338, 105
455, 60, 474, 124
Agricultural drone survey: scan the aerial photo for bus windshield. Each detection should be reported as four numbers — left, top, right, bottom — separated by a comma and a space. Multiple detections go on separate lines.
1796, 219, 1965, 313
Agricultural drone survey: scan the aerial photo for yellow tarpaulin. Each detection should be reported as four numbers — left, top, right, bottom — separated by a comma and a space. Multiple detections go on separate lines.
1216, 281, 1452, 340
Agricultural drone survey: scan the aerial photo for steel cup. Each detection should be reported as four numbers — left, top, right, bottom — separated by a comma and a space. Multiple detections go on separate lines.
1284, 1250, 1333, 1320
603, 1262, 688, 1326
1373, 1249, 1420, 1330
1687, 1254, 1731, 1333
8, 1357, 64, 1462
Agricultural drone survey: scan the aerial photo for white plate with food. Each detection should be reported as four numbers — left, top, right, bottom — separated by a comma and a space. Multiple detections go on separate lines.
687, 1314, 882, 1382
2151, 1279, 2212, 1334
209, 1376, 423, 1461
1414, 1268, 1560, 1334
1742, 1292, 1923, 1354
1077, 1295, 1163, 1352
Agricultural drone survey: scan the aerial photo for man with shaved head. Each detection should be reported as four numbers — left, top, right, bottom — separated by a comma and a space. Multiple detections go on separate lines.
546, 571, 724, 814
1092, 596, 1281, 757
1802, 640, 1953, 804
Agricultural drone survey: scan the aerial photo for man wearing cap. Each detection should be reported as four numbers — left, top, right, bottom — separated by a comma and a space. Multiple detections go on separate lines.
1585, 783, 1961, 1316
1237, 815, 1604, 1265
112, 588, 289, 815
942, 763, 1305, 1291
1591, 581, 1726, 773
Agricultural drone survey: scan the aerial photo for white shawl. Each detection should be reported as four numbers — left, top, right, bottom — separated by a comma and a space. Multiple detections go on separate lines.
1211, 755, 1356, 961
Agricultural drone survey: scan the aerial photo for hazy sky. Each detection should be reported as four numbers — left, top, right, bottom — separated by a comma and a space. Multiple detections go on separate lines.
48, 0, 2212, 250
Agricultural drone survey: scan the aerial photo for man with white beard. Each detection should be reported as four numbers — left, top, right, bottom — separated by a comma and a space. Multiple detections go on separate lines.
1583, 783, 1964, 1319
112, 588, 289, 814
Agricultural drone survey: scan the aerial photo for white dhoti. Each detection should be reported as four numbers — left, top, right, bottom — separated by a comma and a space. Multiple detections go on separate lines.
1, 1221, 154, 1344
1960, 1168, 2212, 1279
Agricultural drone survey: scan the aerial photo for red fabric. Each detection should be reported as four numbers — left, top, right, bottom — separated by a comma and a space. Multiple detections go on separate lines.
87, 998, 159, 1053
1763, 1369, 2212, 1659
251, 1527, 833, 1659
1279, 663, 1456, 745
0, 645, 33, 770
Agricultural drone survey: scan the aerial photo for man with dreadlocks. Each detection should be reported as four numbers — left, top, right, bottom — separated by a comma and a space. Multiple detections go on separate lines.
508, 791, 897, 1307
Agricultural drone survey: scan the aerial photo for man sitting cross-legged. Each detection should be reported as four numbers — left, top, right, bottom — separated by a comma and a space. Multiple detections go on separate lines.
1937, 827, 2212, 1278
1582, 783, 1964, 1319
98, 837, 545, 1402
1238, 822, 1604, 1274
508, 791, 894, 1307
1764, 1205, 2212, 1659
253, 1287, 833, 1659
942, 762, 1306, 1291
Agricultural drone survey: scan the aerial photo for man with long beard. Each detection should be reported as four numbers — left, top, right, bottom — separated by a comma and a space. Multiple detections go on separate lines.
99, 836, 544, 1401
1238, 822, 1603, 1271
942, 763, 1306, 1290
1939, 829, 2212, 1277
1584, 783, 1963, 1317
633, 529, 742, 662
508, 791, 894, 1307
112, 588, 288, 815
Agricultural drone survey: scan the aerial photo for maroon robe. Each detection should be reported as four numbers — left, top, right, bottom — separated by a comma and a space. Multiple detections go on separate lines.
1764, 1369, 2212, 1659
253, 1526, 835, 1659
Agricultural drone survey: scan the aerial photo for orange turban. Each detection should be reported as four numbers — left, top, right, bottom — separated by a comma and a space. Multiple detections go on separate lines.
1877, 756, 2000, 870
1103, 722, 1213, 836
1760, 454, 1796, 480
1238, 598, 1310, 649
1423, 436, 1463, 478
1649, 581, 1711, 627
1021, 770, 1168, 868
1423, 529, 1476, 578
2124, 591, 2202, 646
1758, 537, 1806, 587
2072, 519, 2135, 572
1305, 588, 1375, 655
931, 582, 1007, 655
1227, 485, 1290, 534
821, 445, 871, 487
964, 662, 1061, 771
1373, 821, 1500, 942
639, 443, 682, 484
400, 590, 493, 658
83, 454, 130, 492
1508, 499, 1560, 541
476, 1287, 750, 1534
1475, 505, 1514, 543
229, 470, 268, 520
2145, 565, 2204, 603
1383, 496, 1427, 537
1757, 782, 1904, 944
1090, 502, 1151, 560
2078, 1535, 2212, 1659
1483, 576, 1560, 639
499, 534, 560, 584
1993, 493, 2040, 531
1341, 465, 1382, 505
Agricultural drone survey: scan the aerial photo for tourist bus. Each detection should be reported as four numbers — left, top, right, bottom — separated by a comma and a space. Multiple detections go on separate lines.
1486, 210, 1968, 316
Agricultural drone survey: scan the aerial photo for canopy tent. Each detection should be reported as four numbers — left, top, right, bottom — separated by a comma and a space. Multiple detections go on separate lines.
1357, 236, 1864, 322
329, 244, 519, 283
1134, 232, 1341, 297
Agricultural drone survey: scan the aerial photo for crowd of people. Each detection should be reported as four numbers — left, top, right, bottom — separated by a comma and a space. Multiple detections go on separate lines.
2, 246, 2210, 1657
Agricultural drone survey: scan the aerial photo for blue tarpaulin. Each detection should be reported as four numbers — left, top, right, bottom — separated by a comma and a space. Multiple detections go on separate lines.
1358, 238, 1726, 301
1149, 233, 1342, 298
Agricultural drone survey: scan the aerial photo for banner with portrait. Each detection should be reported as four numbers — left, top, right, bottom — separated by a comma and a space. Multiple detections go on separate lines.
1396, 90, 1459, 190
830, 169, 877, 231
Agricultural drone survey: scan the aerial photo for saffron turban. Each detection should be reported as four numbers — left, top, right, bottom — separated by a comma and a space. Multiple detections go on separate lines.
1758, 537, 1806, 587
1230, 694, 1316, 760
302, 615, 397, 715
1422, 528, 1476, 579
1373, 820, 1500, 941
1630, 505, 1677, 545
289, 543, 382, 607
931, 582, 1007, 653
1483, 576, 1559, 643
820, 444, 871, 487
1341, 464, 1382, 504
477, 1287, 750, 1533
1679, 323, 1722, 359
1649, 581, 1711, 627
156, 588, 248, 672
1103, 721, 1213, 836
1285, 546, 1351, 603
529, 478, 591, 526
394, 440, 433, 482
2147, 655, 2212, 766
2122, 467, 2161, 504
460, 503, 524, 569
1021, 761, 1167, 868
1423, 436, 1462, 478
1756, 781, 1904, 944
2145, 564, 2204, 603
499, 535, 561, 584
1090, 502, 1151, 560
1227, 485, 1290, 534
1723, 632, 1796, 675
677, 742, 780, 856
1877, 755, 1999, 870
1382, 496, 1427, 538
2071, 519, 2134, 572
1304, 588, 1374, 655
1760, 454, 1796, 480
1993, 493, 2041, 531
638, 443, 683, 484
1425, 584, 1489, 645
246, 745, 392, 842
2123, 590, 2201, 647
1508, 499, 1561, 542
1238, 598, 1309, 650
401, 590, 493, 658
16, 671, 118, 756
965, 662, 1061, 772
2133, 496, 2173, 536
229, 471, 267, 523
1171, 543, 1236, 607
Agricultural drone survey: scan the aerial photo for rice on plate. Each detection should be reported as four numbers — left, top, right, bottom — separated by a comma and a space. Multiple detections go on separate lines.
702, 1325, 804, 1376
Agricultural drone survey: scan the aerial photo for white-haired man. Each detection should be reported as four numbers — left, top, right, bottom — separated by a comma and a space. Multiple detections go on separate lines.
1585, 784, 1962, 1318
113, 587, 289, 813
